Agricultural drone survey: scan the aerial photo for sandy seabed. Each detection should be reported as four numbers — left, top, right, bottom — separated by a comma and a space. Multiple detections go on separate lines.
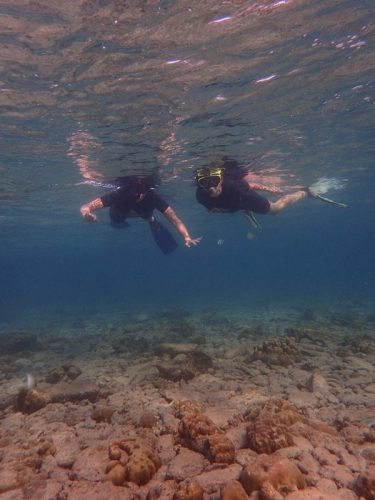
0, 303, 374, 500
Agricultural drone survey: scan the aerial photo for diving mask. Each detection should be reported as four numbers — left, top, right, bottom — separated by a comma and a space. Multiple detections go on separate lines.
195, 167, 223, 190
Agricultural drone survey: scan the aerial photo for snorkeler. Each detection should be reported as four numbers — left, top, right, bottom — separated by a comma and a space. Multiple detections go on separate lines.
194, 158, 346, 225
80, 174, 201, 254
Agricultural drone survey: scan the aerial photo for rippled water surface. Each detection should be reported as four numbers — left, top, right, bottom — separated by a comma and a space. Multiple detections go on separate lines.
0, 0, 374, 323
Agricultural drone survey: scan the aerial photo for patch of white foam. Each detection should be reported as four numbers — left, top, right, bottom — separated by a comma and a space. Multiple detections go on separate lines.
309, 177, 347, 195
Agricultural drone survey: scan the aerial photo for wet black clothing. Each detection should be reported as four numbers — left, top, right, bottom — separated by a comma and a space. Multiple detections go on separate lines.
196, 177, 270, 214
100, 187, 169, 223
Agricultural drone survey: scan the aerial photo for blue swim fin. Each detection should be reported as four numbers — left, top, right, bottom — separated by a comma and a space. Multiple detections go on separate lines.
149, 218, 178, 255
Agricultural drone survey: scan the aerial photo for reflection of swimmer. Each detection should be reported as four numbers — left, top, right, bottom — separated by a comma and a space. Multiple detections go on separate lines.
67, 129, 103, 180
80, 173, 201, 254
194, 158, 346, 224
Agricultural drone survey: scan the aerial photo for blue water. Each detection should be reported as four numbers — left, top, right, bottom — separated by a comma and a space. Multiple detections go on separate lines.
0, 0, 374, 329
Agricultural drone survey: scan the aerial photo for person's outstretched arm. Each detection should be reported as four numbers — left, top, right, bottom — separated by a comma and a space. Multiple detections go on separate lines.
247, 182, 283, 194
162, 207, 201, 247
80, 198, 104, 222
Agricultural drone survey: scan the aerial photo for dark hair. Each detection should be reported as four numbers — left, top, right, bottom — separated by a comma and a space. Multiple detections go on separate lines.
207, 157, 249, 180
113, 168, 160, 193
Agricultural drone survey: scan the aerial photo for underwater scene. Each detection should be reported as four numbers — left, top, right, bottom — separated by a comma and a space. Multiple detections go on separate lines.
0, 0, 374, 499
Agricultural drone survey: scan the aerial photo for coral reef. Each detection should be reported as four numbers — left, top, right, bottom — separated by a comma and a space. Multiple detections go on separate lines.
0, 331, 38, 354
139, 411, 157, 428
1, 306, 373, 499
245, 398, 302, 427
155, 342, 198, 356
354, 469, 375, 500
178, 413, 220, 454
240, 456, 306, 496
91, 405, 113, 423
284, 326, 329, 346
337, 334, 375, 356
177, 412, 235, 464
173, 479, 204, 500
205, 434, 235, 464
173, 399, 203, 419
246, 417, 294, 454
221, 480, 248, 500
155, 361, 195, 382
250, 336, 302, 367
16, 388, 51, 414
45, 364, 82, 384
106, 438, 161, 486
156, 349, 213, 382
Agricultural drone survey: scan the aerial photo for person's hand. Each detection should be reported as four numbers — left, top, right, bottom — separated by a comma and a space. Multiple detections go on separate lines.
184, 236, 202, 247
83, 212, 97, 222
81, 208, 97, 222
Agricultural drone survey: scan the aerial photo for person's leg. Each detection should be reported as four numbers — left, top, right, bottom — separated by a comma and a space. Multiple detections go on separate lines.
268, 190, 307, 214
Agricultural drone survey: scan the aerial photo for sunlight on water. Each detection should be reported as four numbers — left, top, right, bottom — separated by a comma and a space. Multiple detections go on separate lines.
0, 0, 373, 196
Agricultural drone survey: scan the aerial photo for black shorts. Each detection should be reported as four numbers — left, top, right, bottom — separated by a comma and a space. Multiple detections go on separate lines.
109, 206, 151, 225
241, 190, 270, 214
109, 206, 128, 224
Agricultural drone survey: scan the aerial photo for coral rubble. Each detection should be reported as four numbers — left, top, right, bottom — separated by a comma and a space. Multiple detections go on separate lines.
250, 336, 302, 367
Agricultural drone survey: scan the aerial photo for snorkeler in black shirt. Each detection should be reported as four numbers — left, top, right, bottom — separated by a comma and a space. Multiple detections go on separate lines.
195, 158, 346, 231
195, 158, 327, 223
80, 174, 201, 254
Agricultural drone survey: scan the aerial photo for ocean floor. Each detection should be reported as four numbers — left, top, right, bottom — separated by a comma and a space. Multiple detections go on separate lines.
0, 304, 374, 499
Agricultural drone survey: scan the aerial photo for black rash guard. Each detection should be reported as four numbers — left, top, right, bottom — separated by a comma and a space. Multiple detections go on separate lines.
100, 187, 169, 221
196, 177, 270, 214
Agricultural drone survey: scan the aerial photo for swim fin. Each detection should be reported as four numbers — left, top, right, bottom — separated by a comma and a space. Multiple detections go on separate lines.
244, 211, 262, 229
313, 193, 347, 207
306, 187, 347, 207
149, 218, 178, 255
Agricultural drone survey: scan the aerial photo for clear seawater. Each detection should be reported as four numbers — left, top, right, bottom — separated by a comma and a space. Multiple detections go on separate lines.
0, 0, 374, 329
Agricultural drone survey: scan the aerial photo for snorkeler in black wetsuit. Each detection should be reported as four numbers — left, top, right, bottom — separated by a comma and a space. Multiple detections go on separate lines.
196, 173, 272, 214
195, 159, 312, 218
101, 182, 170, 225
80, 175, 201, 253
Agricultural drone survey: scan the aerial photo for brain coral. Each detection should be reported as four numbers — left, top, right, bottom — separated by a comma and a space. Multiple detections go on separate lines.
173, 479, 204, 500
173, 399, 203, 419
246, 417, 293, 454
205, 434, 235, 464
178, 413, 219, 441
106, 438, 161, 486
260, 398, 302, 427
123, 441, 161, 486
178, 413, 235, 463
240, 456, 306, 496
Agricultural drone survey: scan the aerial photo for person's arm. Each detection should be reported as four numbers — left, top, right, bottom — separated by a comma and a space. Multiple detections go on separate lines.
247, 182, 283, 194
162, 206, 201, 247
80, 198, 104, 222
